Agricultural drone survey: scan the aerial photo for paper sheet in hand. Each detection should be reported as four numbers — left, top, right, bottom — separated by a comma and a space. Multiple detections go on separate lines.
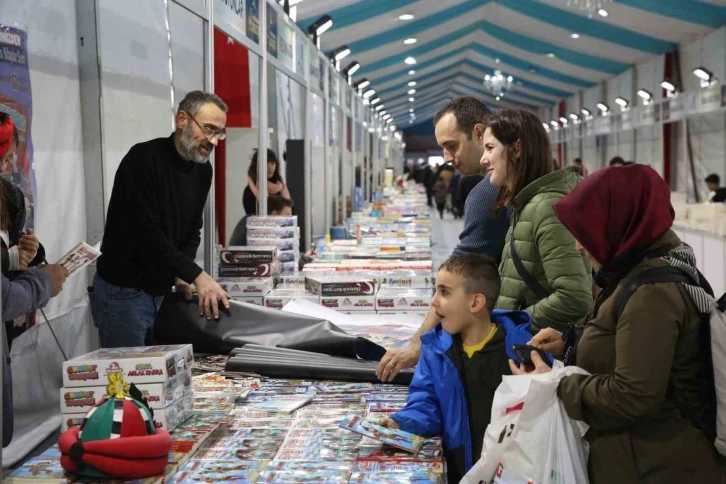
56, 241, 101, 276
339, 414, 424, 453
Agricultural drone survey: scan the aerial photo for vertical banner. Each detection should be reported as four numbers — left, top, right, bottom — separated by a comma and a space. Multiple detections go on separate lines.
295, 31, 306, 75
277, 18, 294, 70
266, 3, 278, 58
0, 25, 36, 229
246, 0, 260, 43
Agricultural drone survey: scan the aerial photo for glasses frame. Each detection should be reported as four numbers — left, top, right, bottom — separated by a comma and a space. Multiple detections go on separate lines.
182, 111, 226, 140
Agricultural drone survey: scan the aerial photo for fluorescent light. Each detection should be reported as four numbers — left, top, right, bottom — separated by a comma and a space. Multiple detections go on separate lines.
356, 79, 370, 89
379, 111, 387, 116
316, 18, 333, 36
569, 113, 579, 121
334, 47, 351, 61
542, 123, 550, 130
386, 118, 394, 124
363, 89, 376, 99
382, 114, 391, 120
598, 8, 608, 17
546, 52, 556, 58
571, 33, 580, 39
409, 108, 414, 113
615, 97, 628, 108
495, 96, 501, 101
597, 102, 609, 113
407, 89, 416, 95
344, 61, 360, 76
550, 120, 559, 127
484, 74, 491, 81
398, 13, 414, 20
559, 116, 568, 124
507, 76, 513, 83
408, 70, 416, 75
370, 97, 381, 105
693, 67, 712, 81
409, 97, 415, 102
405, 57, 417, 65
404, 38, 417, 45
661, 81, 676, 92
408, 81, 417, 87
581, 108, 591, 116
375, 105, 384, 111
637, 89, 652, 101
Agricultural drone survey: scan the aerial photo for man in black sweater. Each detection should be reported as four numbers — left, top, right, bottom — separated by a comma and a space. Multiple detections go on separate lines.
92, 91, 229, 348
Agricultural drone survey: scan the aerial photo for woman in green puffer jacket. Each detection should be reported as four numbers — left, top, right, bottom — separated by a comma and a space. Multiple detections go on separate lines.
480, 108, 592, 332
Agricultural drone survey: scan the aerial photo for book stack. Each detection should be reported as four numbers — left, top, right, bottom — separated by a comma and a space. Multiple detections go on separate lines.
306, 275, 377, 312
60, 344, 195, 432
246, 215, 300, 275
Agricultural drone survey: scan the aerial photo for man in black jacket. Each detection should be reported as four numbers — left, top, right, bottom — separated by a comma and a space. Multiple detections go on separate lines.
92, 91, 229, 348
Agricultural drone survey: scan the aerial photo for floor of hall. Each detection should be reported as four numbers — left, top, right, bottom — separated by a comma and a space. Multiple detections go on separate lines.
430, 207, 465, 270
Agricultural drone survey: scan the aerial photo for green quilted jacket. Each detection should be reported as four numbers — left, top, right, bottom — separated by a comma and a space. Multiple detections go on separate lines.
496, 166, 592, 332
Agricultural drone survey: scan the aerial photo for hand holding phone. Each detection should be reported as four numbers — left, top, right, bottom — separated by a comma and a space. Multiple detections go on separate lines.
512, 345, 553, 368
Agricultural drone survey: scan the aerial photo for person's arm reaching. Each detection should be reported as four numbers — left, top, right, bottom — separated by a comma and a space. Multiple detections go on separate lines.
376, 307, 439, 382
2, 265, 67, 321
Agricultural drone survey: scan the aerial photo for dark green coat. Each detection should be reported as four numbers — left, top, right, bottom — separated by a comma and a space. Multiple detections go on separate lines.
496, 166, 592, 331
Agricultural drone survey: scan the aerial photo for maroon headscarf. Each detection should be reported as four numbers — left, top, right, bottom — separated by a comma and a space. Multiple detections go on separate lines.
553, 164, 674, 267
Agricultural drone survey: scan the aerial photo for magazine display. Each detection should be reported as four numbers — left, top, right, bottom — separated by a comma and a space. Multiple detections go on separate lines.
339, 414, 425, 454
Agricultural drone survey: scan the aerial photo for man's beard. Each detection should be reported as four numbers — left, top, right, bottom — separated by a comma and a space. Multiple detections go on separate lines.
177, 124, 213, 163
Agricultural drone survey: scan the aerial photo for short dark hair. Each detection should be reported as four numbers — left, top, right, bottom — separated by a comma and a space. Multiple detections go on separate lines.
609, 156, 625, 166
178, 90, 228, 116
249, 149, 282, 184
268, 194, 293, 214
433, 96, 491, 140
573, 158, 582, 164
483, 108, 553, 210
705, 174, 720, 185
439, 254, 500, 313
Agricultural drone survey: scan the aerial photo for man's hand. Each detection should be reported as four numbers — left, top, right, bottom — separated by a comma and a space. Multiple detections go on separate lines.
40, 264, 69, 297
528, 328, 566, 357
376, 344, 421, 382
193, 272, 229, 320
174, 277, 194, 301
379, 417, 400, 430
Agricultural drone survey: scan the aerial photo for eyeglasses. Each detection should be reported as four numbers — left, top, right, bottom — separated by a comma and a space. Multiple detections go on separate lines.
183, 111, 226, 140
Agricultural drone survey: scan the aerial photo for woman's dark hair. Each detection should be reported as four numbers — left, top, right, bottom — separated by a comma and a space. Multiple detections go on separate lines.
248, 149, 282, 184
483, 108, 553, 211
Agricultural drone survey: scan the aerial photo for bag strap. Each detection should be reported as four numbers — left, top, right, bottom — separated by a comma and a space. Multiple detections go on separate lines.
613, 265, 699, 321
509, 213, 550, 304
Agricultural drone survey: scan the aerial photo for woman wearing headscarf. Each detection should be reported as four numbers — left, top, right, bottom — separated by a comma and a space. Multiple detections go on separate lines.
480, 108, 592, 332
511, 164, 722, 483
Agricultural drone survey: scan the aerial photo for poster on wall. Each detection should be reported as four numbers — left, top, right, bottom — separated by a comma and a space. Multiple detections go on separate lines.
246, 0, 259, 43
295, 31, 306, 75
309, 44, 321, 90
0, 25, 36, 230
318, 57, 326, 92
266, 2, 278, 58
214, 0, 246, 39
277, 17, 294, 70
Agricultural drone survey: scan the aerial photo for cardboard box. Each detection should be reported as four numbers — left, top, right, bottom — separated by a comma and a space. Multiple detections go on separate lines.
61, 392, 194, 432
276, 275, 307, 288
379, 271, 434, 288
246, 215, 297, 228
60, 369, 192, 413
247, 238, 300, 252
319, 295, 376, 311
219, 277, 275, 296
219, 247, 278, 266
231, 296, 264, 306
218, 262, 279, 278
280, 261, 299, 275
375, 288, 433, 311
306, 276, 376, 296
264, 290, 319, 309
246, 227, 299, 239
63, 344, 193, 388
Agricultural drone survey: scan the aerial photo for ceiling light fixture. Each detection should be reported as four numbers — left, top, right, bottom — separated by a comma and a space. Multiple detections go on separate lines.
355, 79, 370, 90
370, 97, 380, 105
407, 89, 416, 95
581, 108, 591, 117
331, 45, 351, 62
693, 67, 713, 82
386, 118, 394, 124
559, 116, 568, 124
569, 113, 579, 121
637, 89, 652, 102
565, 0, 612, 18
483, 70, 514, 96
363, 89, 376, 99
409, 97, 415, 102
405, 57, 417, 65
546, 52, 556, 58
661, 80, 676, 92
408, 81, 417, 87
307, 15, 333, 47
404, 38, 417, 45
571, 33, 580, 39
409, 108, 414, 113
375, 105, 384, 111
343, 61, 360, 77
597, 102, 609, 113
598, 8, 609, 17
615, 97, 629, 108
550, 120, 559, 127
398, 13, 414, 20
408, 70, 416, 75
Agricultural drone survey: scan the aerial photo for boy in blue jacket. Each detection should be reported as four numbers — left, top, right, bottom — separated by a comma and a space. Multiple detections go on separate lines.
381, 254, 540, 482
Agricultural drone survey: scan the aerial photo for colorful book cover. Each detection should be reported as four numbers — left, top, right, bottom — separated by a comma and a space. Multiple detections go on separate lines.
339, 414, 424, 454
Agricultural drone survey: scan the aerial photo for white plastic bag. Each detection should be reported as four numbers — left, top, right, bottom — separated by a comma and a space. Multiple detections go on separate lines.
461, 364, 591, 484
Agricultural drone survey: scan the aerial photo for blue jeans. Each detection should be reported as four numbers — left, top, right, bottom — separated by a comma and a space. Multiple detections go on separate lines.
91, 274, 164, 348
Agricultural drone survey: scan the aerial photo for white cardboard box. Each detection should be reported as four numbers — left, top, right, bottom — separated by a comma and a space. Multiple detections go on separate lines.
62, 344, 193, 388
219, 277, 275, 296
375, 288, 433, 311
232, 296, 264, 306
59, 369, 192, 413
264, 290, 319, 309
319, 295, 376, 311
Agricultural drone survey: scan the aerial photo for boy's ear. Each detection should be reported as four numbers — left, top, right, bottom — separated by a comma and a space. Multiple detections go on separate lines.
470, 293, 487, 313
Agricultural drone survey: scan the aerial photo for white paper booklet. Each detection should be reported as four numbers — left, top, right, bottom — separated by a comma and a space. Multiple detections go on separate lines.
56, 241, 101, 276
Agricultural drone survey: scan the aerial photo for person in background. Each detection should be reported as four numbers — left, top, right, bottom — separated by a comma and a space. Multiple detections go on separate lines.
377, 96, 511, 382
514, 164, 721, 484
93, 91, 230, 348
243, 149, 290, 215
380, 254, 538, 482
229, 194, 294, 246
449, 170, 462, 219
0, 113, 47, 347
433, 176, 448, 219
481, 107, 592, 332
609, 155, 625, 167
705, 173, 726, 203
573, 157, 588, 177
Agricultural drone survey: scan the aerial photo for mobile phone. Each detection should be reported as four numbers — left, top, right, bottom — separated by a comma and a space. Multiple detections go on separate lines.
511, 345, 553, 368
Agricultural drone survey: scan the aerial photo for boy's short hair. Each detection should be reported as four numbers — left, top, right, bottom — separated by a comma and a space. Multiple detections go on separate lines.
438, 254, 500, 313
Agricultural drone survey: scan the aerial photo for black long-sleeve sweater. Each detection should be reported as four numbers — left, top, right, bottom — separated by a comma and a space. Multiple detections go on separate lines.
97, 134, 212, 295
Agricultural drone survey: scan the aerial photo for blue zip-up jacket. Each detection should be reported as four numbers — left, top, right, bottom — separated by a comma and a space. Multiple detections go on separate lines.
391, 310, 548, 482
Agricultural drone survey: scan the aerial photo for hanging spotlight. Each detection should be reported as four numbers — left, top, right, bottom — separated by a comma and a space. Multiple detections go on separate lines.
375, 104, 384, 111
407, 89, 416, 95
380, 110, 387, 116
370, 97, 381, 105
307, 15, 333, 47
363, 89, 376, 99
405, 57, 417, 65
408, 97, 415, 102
615, 97, 629, 108
637, 89, 652, 103
386, 118, 394, 124
382, 114, 391, 120
661, 80, 676, 92
569, 113, 579, 121
343, 61, 360, 76
331, 45, 351, 62
355, 79, 370, 90
408, 70, 416, 75
543, 123, 550, 131
692, 67, 713, 82
581, 108, 591, 117
409, 108, 414, 113
597, 102, 609, 113
408, 81, 417, 87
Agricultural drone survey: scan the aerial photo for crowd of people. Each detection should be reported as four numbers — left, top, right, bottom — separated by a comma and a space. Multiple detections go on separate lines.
378, 96, 726, 483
